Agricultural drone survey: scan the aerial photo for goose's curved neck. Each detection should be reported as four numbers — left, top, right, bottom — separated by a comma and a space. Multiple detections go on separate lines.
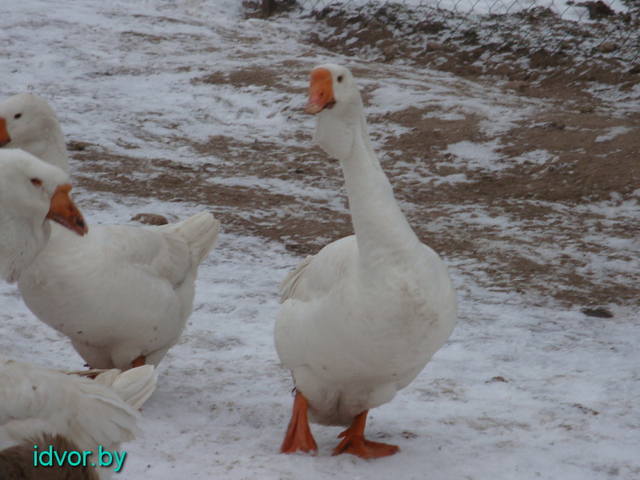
0, 214, 49, 283
334, 108, 420, 265
21, 126, 69, 174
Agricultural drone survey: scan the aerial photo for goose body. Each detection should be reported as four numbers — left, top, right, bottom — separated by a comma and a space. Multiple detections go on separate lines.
18, 213, 220, 369
278, 236, 455, 425
276, 65, 457, 457
0, 94, 221, 369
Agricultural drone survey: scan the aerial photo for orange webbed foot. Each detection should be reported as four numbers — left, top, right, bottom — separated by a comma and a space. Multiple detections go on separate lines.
332, 410, 399, 459
280, 391, 318, 455
333, 435, 399, 459
131, 355, 146, 369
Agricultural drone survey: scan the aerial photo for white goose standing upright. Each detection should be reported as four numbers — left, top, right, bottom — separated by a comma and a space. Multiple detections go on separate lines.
0, 93, 221, 370
275, 64, 457, 458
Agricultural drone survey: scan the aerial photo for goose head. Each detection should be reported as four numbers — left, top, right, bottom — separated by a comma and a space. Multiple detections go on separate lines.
305, 64, 365, 161
0, 149, 87, 282
0, 94, 70, 172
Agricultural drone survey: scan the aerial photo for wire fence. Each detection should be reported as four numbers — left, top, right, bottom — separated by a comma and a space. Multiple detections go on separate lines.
256, 0, 640, 83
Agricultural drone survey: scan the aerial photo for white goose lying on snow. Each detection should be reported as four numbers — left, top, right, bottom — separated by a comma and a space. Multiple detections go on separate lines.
275, 65, 457, 458
0, 359, 156, 479
0, 149, 156, 479
0, 356, 151, 479
0, 93, 221, 370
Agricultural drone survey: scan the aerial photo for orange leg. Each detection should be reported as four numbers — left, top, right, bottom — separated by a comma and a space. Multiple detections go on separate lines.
332, 410, 399, 459
280, 391, 318, 454
131, 355, 146, 369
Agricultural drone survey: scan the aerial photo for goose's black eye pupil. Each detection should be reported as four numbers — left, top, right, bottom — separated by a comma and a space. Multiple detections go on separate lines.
337, 76, 343, 83
14, 113, 22, 119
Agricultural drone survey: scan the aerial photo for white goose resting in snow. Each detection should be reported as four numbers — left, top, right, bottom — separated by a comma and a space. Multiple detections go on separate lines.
275, 65, 457, 458
0, 356, 156, 479
0, 93, 221, 370
0, 356, 151, 480
0, 149, 156, 479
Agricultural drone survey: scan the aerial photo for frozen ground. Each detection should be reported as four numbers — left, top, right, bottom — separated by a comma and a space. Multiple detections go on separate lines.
301, 0, 631, 19
1, 1, 639, 479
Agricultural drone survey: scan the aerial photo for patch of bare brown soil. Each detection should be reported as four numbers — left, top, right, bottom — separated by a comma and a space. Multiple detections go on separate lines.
70, 96, 639, 307
68, 7, 639, 309
72, 145, 352, 256
302, 2, 640, 103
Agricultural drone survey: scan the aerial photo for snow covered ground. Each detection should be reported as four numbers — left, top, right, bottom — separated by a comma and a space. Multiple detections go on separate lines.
1, 1, 638, 479
301, 0, 630, 19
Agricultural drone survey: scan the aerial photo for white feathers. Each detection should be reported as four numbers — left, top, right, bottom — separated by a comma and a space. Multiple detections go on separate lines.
18, 213, 220, 369
0, 357, 140, 478
0, 93, 221, 369
0, 149, 70, 283
93, 365, 158, 411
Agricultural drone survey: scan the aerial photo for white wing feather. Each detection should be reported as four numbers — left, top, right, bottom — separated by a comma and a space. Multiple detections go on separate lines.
0, 358, 137, 452
93, 365, 157, 410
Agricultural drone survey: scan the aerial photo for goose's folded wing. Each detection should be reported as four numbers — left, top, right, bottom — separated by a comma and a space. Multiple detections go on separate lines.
280, 236, 357, 304
107, 212, 219, 288
96, 225, 194, 288
0, 359, 137, 451
280, 254, 314, 303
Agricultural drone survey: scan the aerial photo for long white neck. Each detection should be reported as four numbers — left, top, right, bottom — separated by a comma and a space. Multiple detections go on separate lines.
316, 102, 420, 267
0, 214, 50, 283
18, 125, 69, 174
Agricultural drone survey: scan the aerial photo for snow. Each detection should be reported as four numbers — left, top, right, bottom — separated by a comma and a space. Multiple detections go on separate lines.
440, 139, 555, 173
1, 1, 639, 480
515, 149, 555, 165
595, 126, 632, 143
299, 0, 629, 19
443, 139, 505, 171
368, 73, 541, 137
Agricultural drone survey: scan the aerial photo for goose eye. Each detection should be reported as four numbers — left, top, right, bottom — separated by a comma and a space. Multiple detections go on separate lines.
14, 113, 22, 119
337, 75, 343, 83
31, 178, 43, 187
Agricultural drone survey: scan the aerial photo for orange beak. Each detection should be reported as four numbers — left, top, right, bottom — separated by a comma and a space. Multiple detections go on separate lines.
46, 184, 88, 236
305, 68, 335, 114
0, 117, 10, 147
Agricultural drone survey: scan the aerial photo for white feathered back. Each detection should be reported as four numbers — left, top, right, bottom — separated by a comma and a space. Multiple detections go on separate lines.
0, 358, 138, 453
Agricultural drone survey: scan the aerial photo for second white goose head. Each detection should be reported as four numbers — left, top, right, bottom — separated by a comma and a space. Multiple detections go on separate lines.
305, 64, 367, 161
0, 93, 70, 173
0, 149, 87, 282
